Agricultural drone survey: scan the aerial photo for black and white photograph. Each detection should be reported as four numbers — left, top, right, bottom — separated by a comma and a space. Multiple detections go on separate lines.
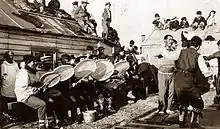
0, 0, 220, 129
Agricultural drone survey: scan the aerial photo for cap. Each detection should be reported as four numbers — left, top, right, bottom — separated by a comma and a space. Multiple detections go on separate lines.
196, 11, 202, 15
155, 13, 160, 17
81, 0, 89, 4
205, 35, 215, 41
72, 1, 78, 6
130, 40, 135, 44
105, 2, 111, 6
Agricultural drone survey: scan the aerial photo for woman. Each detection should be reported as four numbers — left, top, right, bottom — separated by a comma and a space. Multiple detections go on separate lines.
15, 55, 47, 129
207, 10, 216, 27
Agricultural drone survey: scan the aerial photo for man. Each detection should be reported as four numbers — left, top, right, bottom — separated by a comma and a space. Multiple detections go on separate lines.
0, 51, 19, 113
192, 11, 207, 30
15, 55, 47, 129
204, 40, 220, 108
97, 47, 108, 59
102, 2, 112, 39
75, 1, 95, 34
180, 17, 189, 29
175, 36, 212, 128
48, 0, 60, 15
152, 13, 164, 30
71, 1, 78, 19
156, 35, 177, 115
128, 40, 139, 54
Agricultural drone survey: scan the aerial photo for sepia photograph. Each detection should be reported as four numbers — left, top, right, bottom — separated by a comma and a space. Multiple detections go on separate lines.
0, 0, 220, 128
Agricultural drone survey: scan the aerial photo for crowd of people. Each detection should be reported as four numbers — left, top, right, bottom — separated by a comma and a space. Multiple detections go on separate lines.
12, 0, 119, 43
154, 29, 220, 128
0, 41, 159, 129
153, 10, 216, 31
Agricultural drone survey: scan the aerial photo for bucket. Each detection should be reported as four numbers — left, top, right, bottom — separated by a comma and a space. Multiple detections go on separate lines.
82, 110, 96, 123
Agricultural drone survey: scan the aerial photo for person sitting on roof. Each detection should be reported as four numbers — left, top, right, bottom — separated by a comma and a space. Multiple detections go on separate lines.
152, 13, 164, 30
192, 11, 207, 30
169, 16, 180, 31
75, 1, 96, 35
71, 1, 79, 19
207, 10, 216, 27
48, 0, 60, 16
180, 17, 189, 29
27, 0, 45, 13
14, 0, 36, 12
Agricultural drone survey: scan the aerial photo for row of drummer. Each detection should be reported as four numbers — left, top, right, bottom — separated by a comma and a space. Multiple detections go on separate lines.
0, 49, 147, 128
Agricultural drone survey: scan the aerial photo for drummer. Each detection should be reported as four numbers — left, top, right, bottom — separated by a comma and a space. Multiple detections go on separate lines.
36, 55, 67, 128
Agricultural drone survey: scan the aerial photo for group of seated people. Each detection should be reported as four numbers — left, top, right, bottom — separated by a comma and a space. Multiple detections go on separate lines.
153, 10, 216, 31
13, 0, 97, 35
0, 44, 157, 129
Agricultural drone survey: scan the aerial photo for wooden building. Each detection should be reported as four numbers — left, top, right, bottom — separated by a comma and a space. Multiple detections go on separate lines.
0, 0, 120, 66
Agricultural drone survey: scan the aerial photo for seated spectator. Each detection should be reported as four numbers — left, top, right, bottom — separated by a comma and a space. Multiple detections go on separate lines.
28, 0, 45, 13
207, 10, 216, 27
192, 11, 207, 30
169, 16, 179, 31
14, 0, 36, 12
15, 55, 47, 129
71, 1, 79, 19
180, 17, 189, 29
152, 13, 164, 30
48, 0, 60, 16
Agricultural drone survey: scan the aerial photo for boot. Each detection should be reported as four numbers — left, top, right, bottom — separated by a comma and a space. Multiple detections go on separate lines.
179, 110, 188, 128
190, 111, 204, 129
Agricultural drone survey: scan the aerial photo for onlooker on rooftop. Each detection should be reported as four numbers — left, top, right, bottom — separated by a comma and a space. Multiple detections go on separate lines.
48, 0, 60, 16
192, 11, 207, 30
152, 13, 164, 30
102, 2, 112, 39
71, 1, 79, 19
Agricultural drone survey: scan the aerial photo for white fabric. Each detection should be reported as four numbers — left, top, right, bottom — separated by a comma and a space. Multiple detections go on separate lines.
15, 69, 38, 102
207, 16, 215, 26
198, 55, 212, 77
1, 61, 19, 98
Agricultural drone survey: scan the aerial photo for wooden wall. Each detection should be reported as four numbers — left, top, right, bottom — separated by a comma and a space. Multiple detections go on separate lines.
0, 27, 113, 62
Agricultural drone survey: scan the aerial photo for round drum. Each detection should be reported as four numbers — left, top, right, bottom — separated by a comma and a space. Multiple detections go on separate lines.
91, 59, 114, 81
40, 72, 61, 88
74, 59, 96, 79
53, 65, 74, 81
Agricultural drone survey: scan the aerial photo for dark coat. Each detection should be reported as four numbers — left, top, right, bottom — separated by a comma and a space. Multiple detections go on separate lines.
102, 8, 111, 22
192, 16, 207, 25
75, 5, 89, 19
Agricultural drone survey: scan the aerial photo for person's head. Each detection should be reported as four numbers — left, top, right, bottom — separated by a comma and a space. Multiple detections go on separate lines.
164, 34, 173, 47
172, 39, 178, 49
190, 36, 202, 51
196, 11, 202, 18
205, 35, 215, 43
209, 10, 216, 17
181, 17, 187, 22
61, 54, 70, 65
155, 13, 160, 20
130, 40, 135, 47
72, 1, 78, 7
40, 56, 52, 70
217, 40, 220, 50
81, 1, 89, 7
165, 19, 171, 23
4, 51, 14, 63
98, 46, 105, 54
86, 45, 94, 55
105, 2, 111, 9
22, 55, 36, 70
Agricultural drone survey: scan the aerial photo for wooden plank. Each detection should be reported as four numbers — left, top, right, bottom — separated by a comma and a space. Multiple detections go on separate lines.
0, 31, 8, 38
8, 39, 56, 47
9, 33, 57, 43
0, 48, 31, 55
56, 43, 86, 50
58, 48, 84, 54
8, 44, 30, 51
0, 38, 9, 44
0, 43, 8, 49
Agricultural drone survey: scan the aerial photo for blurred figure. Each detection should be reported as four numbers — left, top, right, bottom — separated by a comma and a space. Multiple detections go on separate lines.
180, 17, 189, 29
48, 0, 60, 16
97, 47, 108, 59
0, 51, 19, 114
192, 11, 207, 30
152, 13, 164, 30
102, 2, 112, 39
71, 1, 78, 19
207, 10, 216, 27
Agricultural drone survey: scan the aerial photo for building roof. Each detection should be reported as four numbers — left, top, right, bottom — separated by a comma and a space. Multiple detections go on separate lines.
0, 0, 96, 38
